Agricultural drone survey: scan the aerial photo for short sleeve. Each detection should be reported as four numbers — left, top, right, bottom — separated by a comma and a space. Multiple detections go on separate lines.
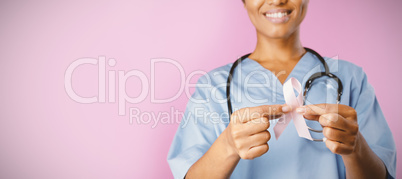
350, 68, 396, 179
167, 75, 218, 179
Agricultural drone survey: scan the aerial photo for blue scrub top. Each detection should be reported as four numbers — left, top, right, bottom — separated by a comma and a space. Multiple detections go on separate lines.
167, 51, 396, 179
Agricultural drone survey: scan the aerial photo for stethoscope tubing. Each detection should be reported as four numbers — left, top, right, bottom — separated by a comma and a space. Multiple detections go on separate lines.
225, 47, 343, 142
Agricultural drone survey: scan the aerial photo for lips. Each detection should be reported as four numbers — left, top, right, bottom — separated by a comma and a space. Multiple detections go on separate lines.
263, 9, 293, 23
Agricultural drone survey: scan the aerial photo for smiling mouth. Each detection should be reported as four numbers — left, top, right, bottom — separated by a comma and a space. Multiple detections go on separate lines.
264, 9, 292, 23
265, 11, 291, 18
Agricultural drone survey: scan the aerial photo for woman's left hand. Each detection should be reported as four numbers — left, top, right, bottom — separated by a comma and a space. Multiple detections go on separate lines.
296, 104, 360, 156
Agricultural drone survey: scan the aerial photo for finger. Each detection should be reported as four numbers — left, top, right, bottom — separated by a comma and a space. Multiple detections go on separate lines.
252, 104, 285, 118
281, 105, 292, 113
243, 117, 271, 134
325, 139, 354, 155
232, 104, 286, 123
318, 113, 347, 130
231, 130, 270, 153
296, 104, 357, 120
303, 114, 319, 121
247, 131, 271, 146
323, 127, 356, 146
244, 144, 269, 160
319, 114, 359, 134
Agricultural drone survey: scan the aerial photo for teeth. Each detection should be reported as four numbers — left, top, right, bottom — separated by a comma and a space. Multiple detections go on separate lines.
266, 12, 288, 18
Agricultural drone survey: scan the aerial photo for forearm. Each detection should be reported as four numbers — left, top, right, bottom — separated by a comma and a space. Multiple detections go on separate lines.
342, 132, 387, 179
186, 129, 240, 179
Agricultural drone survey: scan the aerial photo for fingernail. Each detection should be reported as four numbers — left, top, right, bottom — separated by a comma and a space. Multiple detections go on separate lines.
282, 106, 291, 113
296, 107, 306, 114
323, 137, 327, 142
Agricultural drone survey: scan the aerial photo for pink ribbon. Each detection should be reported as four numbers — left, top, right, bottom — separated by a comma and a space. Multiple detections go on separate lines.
273, 77, 313, 140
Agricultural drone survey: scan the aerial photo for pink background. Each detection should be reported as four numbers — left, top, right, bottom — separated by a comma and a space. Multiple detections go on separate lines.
1, 0, 401, 178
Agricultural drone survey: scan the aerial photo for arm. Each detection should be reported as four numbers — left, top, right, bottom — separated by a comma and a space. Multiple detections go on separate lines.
298, 104, 387, 179
186, 129, 240, 179
186, 105, 287, 179
342, 132, 386, 179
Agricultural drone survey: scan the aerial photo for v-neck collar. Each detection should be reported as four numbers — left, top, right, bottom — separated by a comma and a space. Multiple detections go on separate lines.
239, 51, 321, 93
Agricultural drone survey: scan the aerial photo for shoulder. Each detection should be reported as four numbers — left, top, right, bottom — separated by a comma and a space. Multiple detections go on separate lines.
188, 62, 233, 103
323, 56, 374, 106
323, 56, 366, 82
196, 62, 233, 85
324, 56, 363, 73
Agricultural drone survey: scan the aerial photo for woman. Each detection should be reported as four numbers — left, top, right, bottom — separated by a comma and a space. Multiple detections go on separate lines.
168, 0, 396, 178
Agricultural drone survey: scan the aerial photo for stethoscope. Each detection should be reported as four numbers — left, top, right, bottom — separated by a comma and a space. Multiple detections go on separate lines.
226, 47, 343, 142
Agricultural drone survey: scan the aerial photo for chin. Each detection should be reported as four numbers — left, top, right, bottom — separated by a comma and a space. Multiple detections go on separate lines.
258, 30, 293, 39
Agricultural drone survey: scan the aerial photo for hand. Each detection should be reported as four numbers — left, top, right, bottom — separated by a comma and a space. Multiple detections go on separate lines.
297, 104, 359, 156
225, 104, 290, 160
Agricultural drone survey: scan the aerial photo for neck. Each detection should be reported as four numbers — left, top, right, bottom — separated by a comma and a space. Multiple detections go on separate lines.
249, 30, 305, 63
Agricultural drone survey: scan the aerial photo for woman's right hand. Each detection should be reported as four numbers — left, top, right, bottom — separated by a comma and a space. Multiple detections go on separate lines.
224, 104, 290, 160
